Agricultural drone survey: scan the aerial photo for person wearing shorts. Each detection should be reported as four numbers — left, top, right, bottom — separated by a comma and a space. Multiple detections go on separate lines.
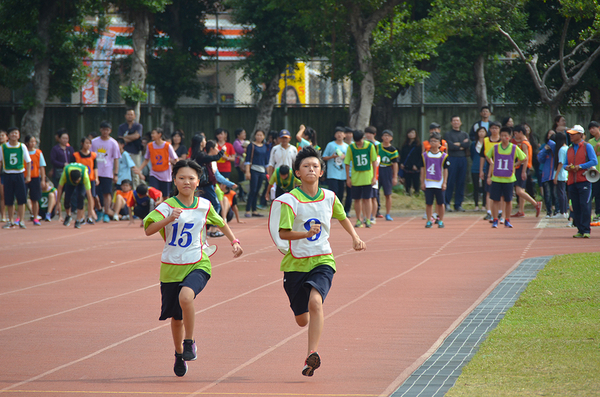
420, 133, 450, 228
378, 130, 399, 221
486, 127, 527, 229
0, 127, 31, 229
480, 122, 502, 221
345, 129, 378, 228
512, 125, 542, 218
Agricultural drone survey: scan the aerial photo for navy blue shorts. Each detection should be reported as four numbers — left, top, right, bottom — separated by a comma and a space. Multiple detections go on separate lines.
159, 269, 211, 321
425, 188, 444, 206
514, 167, 526, 189
379, 167, 394, 196
97, 177, 113, 198
351, 184, 372, 200
490, 181, 514, 202
90, 181, 97, 198
149, 176, 171, 198
283, 265, 335, 316
26, 177, 42, 201
3, 173, 27, 206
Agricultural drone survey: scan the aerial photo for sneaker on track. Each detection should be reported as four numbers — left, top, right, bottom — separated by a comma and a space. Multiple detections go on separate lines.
438, 221, 445, 228
2, 222, 12, 229
33, 219, 41, 226
174, 352, 187, 377
573, 233, 584, 238
483, 213, 492, 221
302, 351, 321, 377
535, 201, 542, 217
18, 221, 26, 229
425, 221, 432, 228
63, 215, 72, 227
492, 219, 499, 228
86, 217, 95, 225
504, 220, 514, 228
74, 220, 82, 229
385, 214, 393, 221
365, 219, 372, 228
182, 339, 197, 361
354, 220, 363, 228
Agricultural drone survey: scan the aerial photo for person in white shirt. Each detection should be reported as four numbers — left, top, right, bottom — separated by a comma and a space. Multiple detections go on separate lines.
267, 129, 298, 177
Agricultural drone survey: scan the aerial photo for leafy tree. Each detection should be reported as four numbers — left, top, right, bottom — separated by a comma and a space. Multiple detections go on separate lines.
148, 0, 219, 131
0, 0, 102, 139
227, 0, 312, 133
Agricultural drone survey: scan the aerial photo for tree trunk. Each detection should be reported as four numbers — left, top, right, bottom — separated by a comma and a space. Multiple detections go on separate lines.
474, 54, 488, 108
20, 1, 56, 140
349, 34, 375, 131
161, 106, 175, 134
253, 73, 281, 133
130, 11, 150, 122
589, 86, 600, 123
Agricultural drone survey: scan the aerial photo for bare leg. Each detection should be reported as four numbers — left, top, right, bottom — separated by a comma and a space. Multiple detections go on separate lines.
437, 203, 445, 221
354, 199, 362, 221
492, 200, 500, 219
179, 286, 195, 340
6, 205, 14, 223
171, 319, 184, 354
385, 194, 392, 215
425, 204, 433, 221
306, 288, 324, 356
362, 198, 372, 222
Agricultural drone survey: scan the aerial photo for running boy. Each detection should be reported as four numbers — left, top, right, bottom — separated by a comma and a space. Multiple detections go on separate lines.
420, 133, 450, 228
345, 130, 378, 228
378, 130, 399, 221
144, 159, 243, 377
269, 146, 366, 377
486, 127, 528, 228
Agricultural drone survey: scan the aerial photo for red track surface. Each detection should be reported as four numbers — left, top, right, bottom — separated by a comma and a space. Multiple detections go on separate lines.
0, 214, 596, 397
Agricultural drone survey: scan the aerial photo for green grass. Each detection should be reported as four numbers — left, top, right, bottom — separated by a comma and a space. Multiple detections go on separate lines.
446, 253, 600, 397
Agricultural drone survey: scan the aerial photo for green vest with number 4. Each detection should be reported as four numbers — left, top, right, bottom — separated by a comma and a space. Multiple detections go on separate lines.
1, 143, 25, 172
351, 142, 373, 172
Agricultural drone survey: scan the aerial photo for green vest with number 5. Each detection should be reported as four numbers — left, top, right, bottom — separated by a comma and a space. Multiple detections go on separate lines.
351, 141, 373, 172
1, 143, 25, 172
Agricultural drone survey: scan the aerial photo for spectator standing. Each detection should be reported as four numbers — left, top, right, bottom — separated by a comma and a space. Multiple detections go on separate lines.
468, 106, 491, 141
24, 135, 46, 225
244, 130, 269, 217
552, 132, 569, 218
565, 125, 598, 238
73, 137, 99, 223
0, 127, 31, 229
322, 127, 349, 202
0, 129, 6, 221
171, 130, 187, 160
215, 128, 235, 179
399, 128, 421, 196
537, 130, 557, 217
342, 127, 354, 214
512, 125, 542, 218
92, 121, 121, 223
470, 127, 487, 211
444, 116, 470, 211
586, 121, 600, 219
117, 109, 143, 187
50, 128, 74, 190
140, 128, 178, 198
267, 129, 298, 177
479, 122, 502, 220
233, 128, 248, 202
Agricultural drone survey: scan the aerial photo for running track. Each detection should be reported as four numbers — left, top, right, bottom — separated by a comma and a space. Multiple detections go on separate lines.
0, 214, 596, 396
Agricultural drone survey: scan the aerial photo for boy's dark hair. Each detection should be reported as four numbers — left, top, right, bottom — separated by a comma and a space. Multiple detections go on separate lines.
365, 126, 377, 135
136, 183, 149, 196
88, 131, 98, 139
120, 179, 132, 188
70, 169, 82, 182
7, 127, 19, 135
429, 122, 440, 131
451, 115, 460, 121
513, 125, 526, 135
204, 139, 217, 153
153, 127, 163, 137
116, 137, 125, 145
55, 128, 68, 138
500, 126, 513, 135
429, 132, 442, 142
279, 165, 290, 175
480, 105, 490, 112
353, 129, 364, 142
589, 121, 600, 129
293, 146, 324, 175
489, 121, 502, 128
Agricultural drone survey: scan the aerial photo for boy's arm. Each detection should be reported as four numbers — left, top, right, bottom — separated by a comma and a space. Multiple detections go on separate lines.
420, 166, 426, 191
345, 164, 352, 187
338, 217, 366, 251
25, 161, 31, 183
442, 168, 448, 190
392, 163, 398, 185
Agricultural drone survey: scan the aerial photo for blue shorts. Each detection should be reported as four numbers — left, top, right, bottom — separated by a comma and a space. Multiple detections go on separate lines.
3, 173, 27, 206
351, 184, 372, 200
425, 188, 444, 206
379, 166, 394, 196
159, 269, 211, 321
97, 177, 113, 198
284, 265, 334, 316
26, 177, 42, 201
490, 181, 514, 202
514, 167, 526, 189
149, 175, 172, 198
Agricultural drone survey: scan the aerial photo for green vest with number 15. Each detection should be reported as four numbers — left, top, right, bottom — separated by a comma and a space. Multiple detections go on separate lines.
351, 141, 373, 172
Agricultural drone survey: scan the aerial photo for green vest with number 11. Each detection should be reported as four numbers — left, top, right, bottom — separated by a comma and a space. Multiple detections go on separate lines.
351, 141, 373, 171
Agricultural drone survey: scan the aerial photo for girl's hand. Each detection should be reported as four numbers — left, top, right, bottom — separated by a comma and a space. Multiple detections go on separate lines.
352, 237, 366, 251
168, 208, 182, 222
305, 223, 321, 238
232, 242, 243, 257
245, 172, 251, 180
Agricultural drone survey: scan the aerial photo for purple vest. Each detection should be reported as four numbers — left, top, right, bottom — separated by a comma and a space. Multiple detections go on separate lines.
424, 152, 447, 182
493, 144, 516, 178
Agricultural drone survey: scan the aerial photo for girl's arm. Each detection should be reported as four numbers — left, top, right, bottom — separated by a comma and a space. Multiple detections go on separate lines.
279, 225, 320, 241
216, 222, 243, 257
338, 217, 367, 251
296, 124, 305, 143
145, 209, 180, 236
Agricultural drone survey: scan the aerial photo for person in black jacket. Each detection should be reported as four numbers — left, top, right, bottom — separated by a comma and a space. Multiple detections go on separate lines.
399, 128, 421, 196
444, 116, 470, 211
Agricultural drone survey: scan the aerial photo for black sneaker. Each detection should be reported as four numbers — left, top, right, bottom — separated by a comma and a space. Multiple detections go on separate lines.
74, 220, 82, 229
86, 217, 95, 225
483, 213, 492, 221
63, 215, 72, 227
182, 339, 197, 361
174, 352, 187, 377
302, 351, 321, 377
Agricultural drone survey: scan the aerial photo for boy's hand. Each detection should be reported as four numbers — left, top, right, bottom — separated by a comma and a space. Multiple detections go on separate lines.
479, 171, 484, 180
521, 169, 527, 180
352, 237, 366, 251
392, 176, 398, 186
421, 184, 426, 192
168, 208, 182, 222
346, 179, 352, 188
487, 176, 492, 185
442, 183, 447, 191
305, 223, 321, 238
232, 242, 243, 257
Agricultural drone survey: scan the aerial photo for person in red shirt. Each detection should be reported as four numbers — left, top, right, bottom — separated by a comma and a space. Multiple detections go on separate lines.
130, 183, 163, 226
215, 128, 235, 178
